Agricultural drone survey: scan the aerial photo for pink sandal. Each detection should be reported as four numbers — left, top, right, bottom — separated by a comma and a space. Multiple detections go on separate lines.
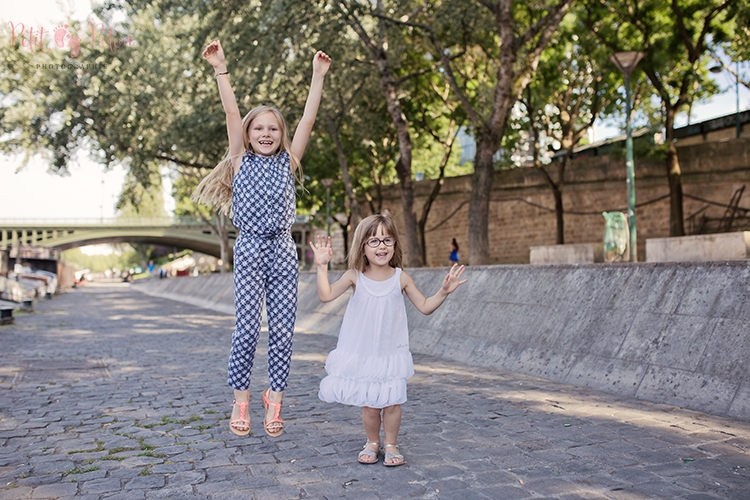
262, 389, 284, 437
229, 399, 250, 437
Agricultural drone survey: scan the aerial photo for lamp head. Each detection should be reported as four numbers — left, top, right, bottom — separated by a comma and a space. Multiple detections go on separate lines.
610, 51, 645, 76
709, 65, 722, 74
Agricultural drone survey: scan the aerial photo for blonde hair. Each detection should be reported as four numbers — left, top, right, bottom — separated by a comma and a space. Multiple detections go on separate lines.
348, 213, 403, 272
191, 105, 303, 215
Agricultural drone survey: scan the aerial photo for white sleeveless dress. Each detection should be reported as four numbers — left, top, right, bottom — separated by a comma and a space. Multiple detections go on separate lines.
318, 268, 415, 408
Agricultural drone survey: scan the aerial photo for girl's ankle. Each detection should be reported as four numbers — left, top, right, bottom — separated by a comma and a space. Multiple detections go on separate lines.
233, 390, 250, 403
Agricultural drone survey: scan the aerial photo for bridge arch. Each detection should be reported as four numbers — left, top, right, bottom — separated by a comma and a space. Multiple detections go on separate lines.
0, 217, 315, 264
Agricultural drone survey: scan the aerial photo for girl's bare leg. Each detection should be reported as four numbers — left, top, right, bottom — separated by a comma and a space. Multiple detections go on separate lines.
360, 407, 382, 463
264, 389, 284, 434
230, 389, 250, 433
382, 404, 404, 465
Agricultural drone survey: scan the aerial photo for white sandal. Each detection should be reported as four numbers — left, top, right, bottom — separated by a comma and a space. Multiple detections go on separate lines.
358, 441, 379, 464
383, 443, 405, 467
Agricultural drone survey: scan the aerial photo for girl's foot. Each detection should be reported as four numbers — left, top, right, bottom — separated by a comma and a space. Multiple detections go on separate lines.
262, 388, 284, 437
383, 443, 404, 467
358, 441, 380, 464
229, 392, 250, 436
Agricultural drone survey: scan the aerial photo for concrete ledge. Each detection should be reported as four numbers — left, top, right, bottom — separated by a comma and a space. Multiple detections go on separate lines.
646, 231, 750, 262
137, 262, 750, 421
530, 243, 604, 264
136, 275, 235, 316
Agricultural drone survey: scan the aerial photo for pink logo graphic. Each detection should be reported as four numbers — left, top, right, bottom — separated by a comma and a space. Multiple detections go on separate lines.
52, 25, 80, 58
8, 21, 135, 58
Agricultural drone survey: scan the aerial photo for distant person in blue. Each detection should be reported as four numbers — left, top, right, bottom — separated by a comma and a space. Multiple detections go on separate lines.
147, 260, 155, 277
193, 40, 330, 438
449, 238, 460, 265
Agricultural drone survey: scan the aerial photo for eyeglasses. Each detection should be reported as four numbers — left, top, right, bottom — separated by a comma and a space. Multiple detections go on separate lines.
365, 237, 396, 248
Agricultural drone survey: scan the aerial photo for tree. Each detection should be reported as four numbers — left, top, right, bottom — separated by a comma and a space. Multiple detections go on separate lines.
424, 0, 575, 264
0, 1, 335, 269
585, 0, 739, 236
333, 0, 430, 267
117, 170, 169, 270
521, 12, 618, 244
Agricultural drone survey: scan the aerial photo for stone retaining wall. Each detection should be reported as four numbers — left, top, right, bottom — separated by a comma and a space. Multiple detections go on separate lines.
137, 262, 750, 421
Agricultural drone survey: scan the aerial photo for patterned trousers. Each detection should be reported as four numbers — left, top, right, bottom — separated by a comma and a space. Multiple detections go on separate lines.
227, 232, 298, 392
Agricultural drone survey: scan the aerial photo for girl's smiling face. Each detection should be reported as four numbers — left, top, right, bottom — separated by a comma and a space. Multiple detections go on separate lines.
364, 224, 395, 267
248, 111, 282, 155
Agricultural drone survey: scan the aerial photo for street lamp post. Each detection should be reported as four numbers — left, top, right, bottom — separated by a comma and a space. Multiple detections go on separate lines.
710, 61, 741, 139
610, 51, 645, 262
321, 178, 334, 269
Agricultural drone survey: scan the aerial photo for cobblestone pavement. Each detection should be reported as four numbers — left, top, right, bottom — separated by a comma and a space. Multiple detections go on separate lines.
1, 284, 749, 500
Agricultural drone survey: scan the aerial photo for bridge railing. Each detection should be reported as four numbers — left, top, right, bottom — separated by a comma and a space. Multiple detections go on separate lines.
0, 215, 310, 228
0, 217, 209, 227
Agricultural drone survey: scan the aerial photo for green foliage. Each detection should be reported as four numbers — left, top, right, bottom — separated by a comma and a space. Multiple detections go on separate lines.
60, 247, 127, 272
3, 0, 743, 258
725, 0, 750, 61
607, 134, 668, 161
584, 0, 736, 122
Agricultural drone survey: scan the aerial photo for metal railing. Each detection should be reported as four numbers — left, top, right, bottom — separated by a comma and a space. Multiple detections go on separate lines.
0, 217, 208, 227
0, 215, 310, 227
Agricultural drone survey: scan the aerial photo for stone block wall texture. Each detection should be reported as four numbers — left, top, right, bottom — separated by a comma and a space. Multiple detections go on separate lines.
368, 137, 750, 266
139, 262, 750, 421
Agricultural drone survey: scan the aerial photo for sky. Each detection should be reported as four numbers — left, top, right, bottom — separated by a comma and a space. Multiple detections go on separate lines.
0, 1, 748, 221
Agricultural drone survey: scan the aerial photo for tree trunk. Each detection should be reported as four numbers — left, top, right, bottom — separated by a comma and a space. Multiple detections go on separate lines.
469, 133, 495, 265
392, 157, 421, 267
217, 212, 231, 272
325, 114, 361, 241
554, 154, 569, 244
200, 211, 231, 272
375, 55, 422, 267
554, 186, 564, 244
664, 108, 685, 236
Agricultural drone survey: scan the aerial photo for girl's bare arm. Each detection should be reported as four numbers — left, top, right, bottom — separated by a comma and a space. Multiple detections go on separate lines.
310, 235, 354, 302
290, 51, 331, 163
203, 40, 244, 174
401, 265, 467, 315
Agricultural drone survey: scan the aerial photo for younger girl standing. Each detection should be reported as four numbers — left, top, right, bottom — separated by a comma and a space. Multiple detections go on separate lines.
309, 214, 467, 466
194, 40, 330, 437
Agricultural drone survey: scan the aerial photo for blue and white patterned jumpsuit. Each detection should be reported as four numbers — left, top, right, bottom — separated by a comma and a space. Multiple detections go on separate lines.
227, 150, 298, 392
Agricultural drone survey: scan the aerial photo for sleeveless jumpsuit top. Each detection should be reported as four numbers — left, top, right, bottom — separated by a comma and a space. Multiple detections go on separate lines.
231, 151, 298, 274
319, 268, 415, 408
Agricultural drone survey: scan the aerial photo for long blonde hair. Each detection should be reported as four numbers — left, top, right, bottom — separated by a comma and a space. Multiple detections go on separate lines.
348, 213, 403, 272
191, 105, 303, 215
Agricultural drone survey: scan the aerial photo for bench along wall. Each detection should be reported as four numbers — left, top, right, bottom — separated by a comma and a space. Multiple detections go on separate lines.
141, 262, 750, 421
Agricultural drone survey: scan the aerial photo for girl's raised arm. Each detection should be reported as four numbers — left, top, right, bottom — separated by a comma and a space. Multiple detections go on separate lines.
203, 40, 244, 174
309, 235, 354, 302
402, 265, 467, 315
290, 51, 331, 163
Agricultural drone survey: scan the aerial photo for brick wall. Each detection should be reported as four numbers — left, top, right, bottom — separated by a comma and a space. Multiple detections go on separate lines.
362, 137, 750, 265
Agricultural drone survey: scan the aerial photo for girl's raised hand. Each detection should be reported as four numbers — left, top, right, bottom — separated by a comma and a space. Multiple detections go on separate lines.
309, 235, 333, 266
312, 50, 332, 77
202, 40, 226, 67
441, 264, 467, 294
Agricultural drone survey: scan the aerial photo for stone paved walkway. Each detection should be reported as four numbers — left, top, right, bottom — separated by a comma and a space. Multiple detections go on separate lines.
0, 284, 749, 499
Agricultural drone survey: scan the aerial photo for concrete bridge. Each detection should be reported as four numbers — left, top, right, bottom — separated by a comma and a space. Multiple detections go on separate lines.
0, 216, 315, 260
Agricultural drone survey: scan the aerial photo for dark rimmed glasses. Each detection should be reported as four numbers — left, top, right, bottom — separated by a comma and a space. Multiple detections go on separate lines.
365, 237, 396, 248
